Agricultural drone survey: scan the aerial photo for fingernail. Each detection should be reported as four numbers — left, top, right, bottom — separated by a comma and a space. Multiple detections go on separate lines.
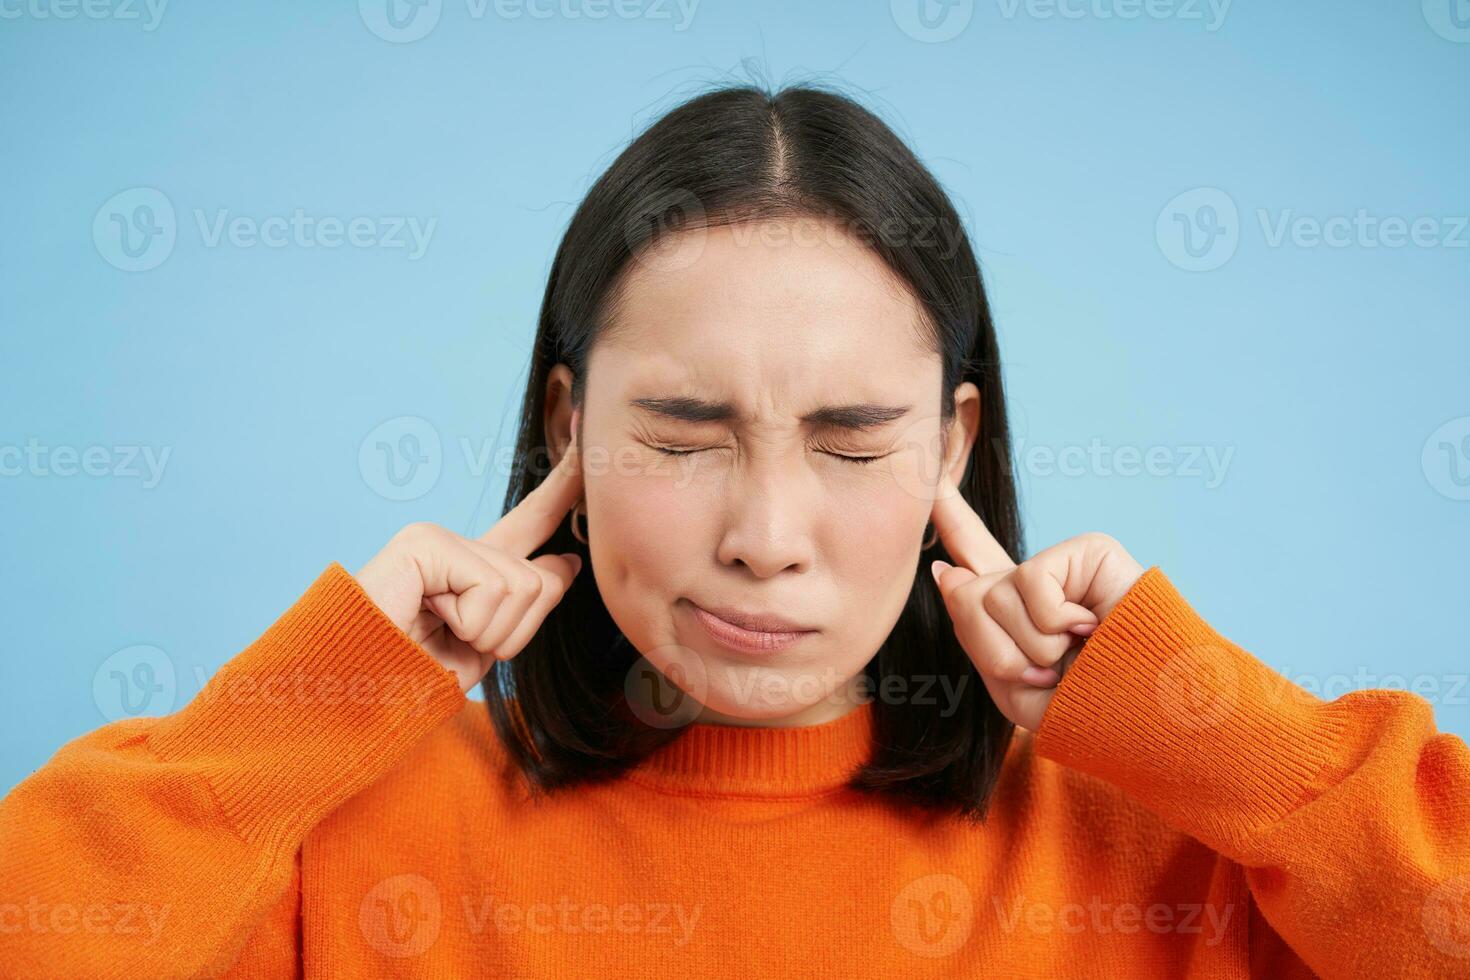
1021, 665, 1060, 687
1069, 622, 1096, 636
564, 553, 583, 575
930, 559, 952, 586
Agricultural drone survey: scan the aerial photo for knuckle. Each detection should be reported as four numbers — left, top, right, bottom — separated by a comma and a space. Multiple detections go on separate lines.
987, 652, 1029, 683
1012, 560, 1041, 591
518, 563, 547, 597
1027, 637, 1069, 668
1031, 607, 1069, 632
484, 574, 510, 601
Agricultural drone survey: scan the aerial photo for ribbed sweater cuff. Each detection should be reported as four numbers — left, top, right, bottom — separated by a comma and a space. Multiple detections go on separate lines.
147, 561, 466, 846
1033, 566, 1351, 851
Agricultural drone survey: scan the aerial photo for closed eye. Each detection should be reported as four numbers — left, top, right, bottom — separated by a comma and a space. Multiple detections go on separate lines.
650, 446, 888, 466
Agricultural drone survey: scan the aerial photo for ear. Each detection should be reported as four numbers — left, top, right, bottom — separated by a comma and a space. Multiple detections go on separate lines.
544, 363, 578, 465
941, 381, 981, 489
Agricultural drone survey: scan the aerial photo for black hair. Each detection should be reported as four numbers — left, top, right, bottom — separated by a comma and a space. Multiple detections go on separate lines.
482, 80, 1025, 820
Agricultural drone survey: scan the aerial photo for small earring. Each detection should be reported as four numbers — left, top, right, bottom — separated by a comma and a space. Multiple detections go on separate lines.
570, 502, 588, 545
922, 521, 938, 550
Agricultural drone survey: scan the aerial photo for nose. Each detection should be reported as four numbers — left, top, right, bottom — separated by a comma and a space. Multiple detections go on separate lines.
714, 456, 819, 578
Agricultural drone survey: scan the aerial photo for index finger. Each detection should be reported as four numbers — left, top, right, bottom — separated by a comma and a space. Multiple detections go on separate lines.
480, 441, 585, 558
929, 470, 1016, 575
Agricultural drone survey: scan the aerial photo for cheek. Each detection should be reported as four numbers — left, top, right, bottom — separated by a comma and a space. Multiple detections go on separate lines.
824, 485, 928, 616
586, 462, 709, 609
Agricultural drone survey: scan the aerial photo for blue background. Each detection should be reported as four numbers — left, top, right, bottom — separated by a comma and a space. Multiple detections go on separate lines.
3, 0, 1467, 793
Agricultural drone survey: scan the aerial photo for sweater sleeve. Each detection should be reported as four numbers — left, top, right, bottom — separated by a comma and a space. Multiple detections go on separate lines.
1034, 566, 1470, 979
0, 562, 466, 980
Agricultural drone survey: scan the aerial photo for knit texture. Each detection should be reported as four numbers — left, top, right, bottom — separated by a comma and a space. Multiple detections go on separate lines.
1, 562, 1466, 978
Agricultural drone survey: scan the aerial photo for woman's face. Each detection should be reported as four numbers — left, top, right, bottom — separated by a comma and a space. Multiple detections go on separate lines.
545, 216, 979, 727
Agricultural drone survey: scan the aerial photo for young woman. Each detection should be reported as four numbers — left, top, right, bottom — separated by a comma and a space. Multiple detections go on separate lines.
2, 85, 1466, 979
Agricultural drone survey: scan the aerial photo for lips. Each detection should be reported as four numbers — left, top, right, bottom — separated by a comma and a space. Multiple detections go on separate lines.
692, 603, 815, 634
687, 601, 817, 655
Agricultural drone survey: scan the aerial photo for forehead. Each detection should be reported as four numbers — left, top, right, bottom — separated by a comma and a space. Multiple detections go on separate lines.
590, 217, 936, 406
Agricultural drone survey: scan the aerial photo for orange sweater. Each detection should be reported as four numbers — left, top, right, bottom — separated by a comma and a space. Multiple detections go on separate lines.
2, 562, 1467, 978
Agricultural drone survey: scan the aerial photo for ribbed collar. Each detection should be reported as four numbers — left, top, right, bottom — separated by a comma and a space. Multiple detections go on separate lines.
627, 699, 876, 798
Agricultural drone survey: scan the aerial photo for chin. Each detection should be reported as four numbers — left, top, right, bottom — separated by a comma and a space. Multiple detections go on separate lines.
696, 661, 855, 721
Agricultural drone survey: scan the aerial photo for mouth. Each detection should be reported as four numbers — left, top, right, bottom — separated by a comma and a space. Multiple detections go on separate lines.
686, 601, 818, 655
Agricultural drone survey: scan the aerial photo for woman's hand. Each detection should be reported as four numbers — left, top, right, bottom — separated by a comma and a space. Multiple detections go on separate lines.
927, 471, 1145, 731
354, 443, 586, 693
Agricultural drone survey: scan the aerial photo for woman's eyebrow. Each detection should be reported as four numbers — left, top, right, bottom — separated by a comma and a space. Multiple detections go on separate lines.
628, 396, 912, 431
